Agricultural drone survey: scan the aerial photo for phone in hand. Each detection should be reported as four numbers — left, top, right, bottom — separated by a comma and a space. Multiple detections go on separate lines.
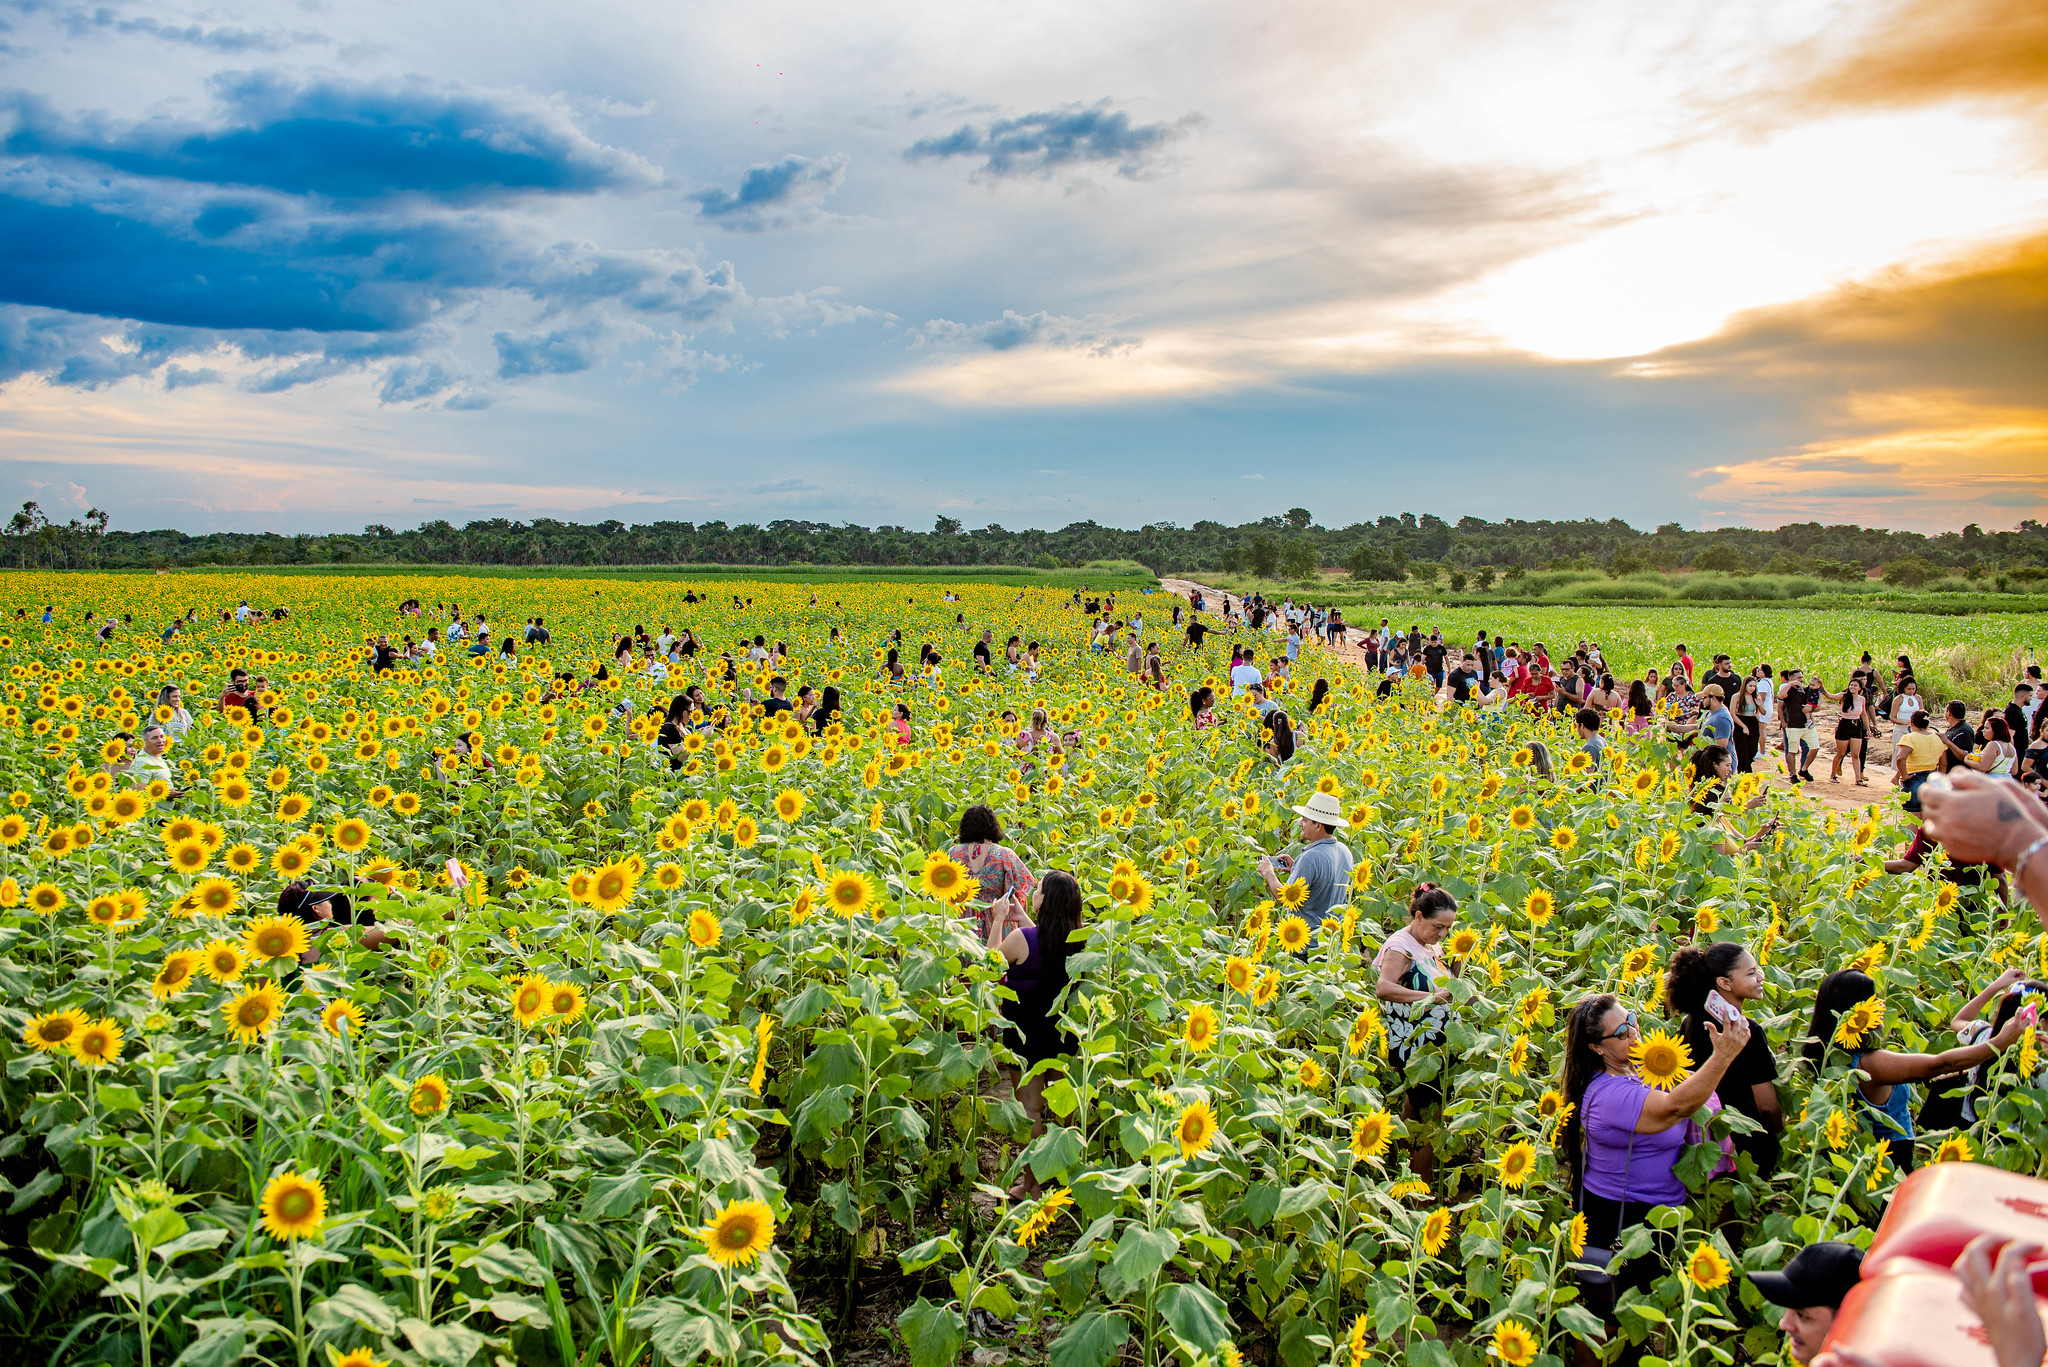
1705, 990, 1742, 1026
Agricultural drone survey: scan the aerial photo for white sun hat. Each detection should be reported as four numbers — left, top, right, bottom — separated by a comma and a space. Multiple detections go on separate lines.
1289, 790, 1350, 829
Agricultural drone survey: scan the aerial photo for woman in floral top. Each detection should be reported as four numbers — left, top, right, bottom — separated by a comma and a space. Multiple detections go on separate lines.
949, 804, 1038, 936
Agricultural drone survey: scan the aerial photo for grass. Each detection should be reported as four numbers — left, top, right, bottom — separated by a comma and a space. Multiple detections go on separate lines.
1186, 568, 2048, 615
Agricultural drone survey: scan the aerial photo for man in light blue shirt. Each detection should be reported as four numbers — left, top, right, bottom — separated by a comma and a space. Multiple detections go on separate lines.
1257, 791, 1355, 929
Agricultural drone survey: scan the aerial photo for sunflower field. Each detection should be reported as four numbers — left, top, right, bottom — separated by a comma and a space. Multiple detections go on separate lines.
0, 572, 2030, 1367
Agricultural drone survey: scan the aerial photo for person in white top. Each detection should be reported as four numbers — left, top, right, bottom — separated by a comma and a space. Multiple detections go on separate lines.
1754, 666, 1776, 727
1889, 678, 1923, 745
151, 685, 194, 737
1228, 649, 1264, 697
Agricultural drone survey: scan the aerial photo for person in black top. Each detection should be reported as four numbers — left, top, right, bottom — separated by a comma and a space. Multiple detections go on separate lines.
1937, 700, 1976, 772
1667, 940, 1782, 1175
2006, 684, 2035, 747
371, 635, 401, 675
1444, 653, 1480, 703
812, 686, 841, 735
1421, 636, 1448, 687
973, 629, 993, 670
1779, 670, 1823, 783
762, 676, 794, 718
1702, 654, 1741, 703
1184, 618, 1209, 651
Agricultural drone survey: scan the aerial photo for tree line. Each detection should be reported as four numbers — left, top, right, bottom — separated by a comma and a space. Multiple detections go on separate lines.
7, 503, 2047, 580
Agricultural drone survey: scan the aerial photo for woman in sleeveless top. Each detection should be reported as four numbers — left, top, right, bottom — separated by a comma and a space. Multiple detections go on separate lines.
1805, 969, 2022, 1173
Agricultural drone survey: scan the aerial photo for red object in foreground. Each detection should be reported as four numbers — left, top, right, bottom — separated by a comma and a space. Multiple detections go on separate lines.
1865, 1163, 2048, 1280
1826, 1268, 2006, 1366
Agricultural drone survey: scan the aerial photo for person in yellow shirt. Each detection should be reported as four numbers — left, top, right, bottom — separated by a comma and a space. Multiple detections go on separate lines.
1894, 710, 1946, 811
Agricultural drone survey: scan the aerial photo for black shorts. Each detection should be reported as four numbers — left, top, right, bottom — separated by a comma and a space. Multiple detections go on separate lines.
1835, 719, 1866, 741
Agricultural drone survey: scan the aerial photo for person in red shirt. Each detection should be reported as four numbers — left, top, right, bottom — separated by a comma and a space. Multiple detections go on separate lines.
219, 669, 258, 716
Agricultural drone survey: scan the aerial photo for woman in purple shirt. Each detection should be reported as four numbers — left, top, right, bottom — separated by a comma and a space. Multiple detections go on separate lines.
1557, 993, 1750, 1295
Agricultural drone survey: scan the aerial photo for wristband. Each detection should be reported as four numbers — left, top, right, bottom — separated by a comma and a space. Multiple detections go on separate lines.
2016, 833, 2048, 895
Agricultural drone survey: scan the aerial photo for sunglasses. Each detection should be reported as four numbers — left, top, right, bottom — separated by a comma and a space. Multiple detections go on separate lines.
1603, 1010, 1640, 1041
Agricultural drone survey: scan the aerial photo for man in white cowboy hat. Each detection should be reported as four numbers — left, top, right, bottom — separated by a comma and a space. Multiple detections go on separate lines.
1258, 790, 1355, 929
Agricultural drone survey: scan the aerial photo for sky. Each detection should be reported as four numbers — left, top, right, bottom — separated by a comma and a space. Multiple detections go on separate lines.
0, 0, 2043, 538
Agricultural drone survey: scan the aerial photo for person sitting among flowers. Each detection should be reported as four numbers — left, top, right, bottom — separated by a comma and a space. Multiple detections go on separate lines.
949, 804, 1037, 937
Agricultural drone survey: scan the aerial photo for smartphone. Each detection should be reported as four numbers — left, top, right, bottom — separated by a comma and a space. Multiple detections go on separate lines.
1705, 990, 1742, 1026
445, 858, 469, 890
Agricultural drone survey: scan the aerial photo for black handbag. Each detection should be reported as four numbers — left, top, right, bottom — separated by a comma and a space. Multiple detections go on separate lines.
1568, 1131, 1634, 1318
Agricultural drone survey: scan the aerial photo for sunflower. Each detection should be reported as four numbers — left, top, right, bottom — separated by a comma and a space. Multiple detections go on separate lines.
511, 975, 550, 1027
566, 870, 595, 903
1222, 955, 1255, 997
86, 895, 123, 927
546, 981, 587, 1022
332, 818, 372, 853
392, 790, 421, 816
1276, 915, 1312, 952
1297, 1057, 1324, 1089
789, 886, 816, 922
244, 914, 310, 962
1508, 803, 1535, 830
687, 908, 722, 949
1183, 1002, 1219, 1052
680, 797, 711, 826
1619, 944, 1656, 981
71, 1018, 124, 1067
1835, 997, 1885, 1046
193, 878, 239, 916
152, 951, 200, 999
1535, 1089, 1568, 1122
1523, 890, 1555, 925
1568, 1212, 1588, 1257
1685, 1241, 1732, 1291
168, 839, 211, 874
1445, 928, 1480, 960
919, 852, 972, 904
1934, 1134, 1975, 1164
825, 871, 876, 917
223, 843, 261, 875
1350, 1109, 1394, 1164
732, 816, 759, 848
1420, 1206, 1453, 1257
1015, 1187, 1074, 1249
693, 1199, 778, 1269
201, 940, 247, 983
1491, 1319, 1538, 1367
1551, 825, 1578, 853
1277, 879, 1311, 911
1824, 1109, 1854, 1151
1176, 1099, 1220, 1159
24, 1008, 87, 1054
27, 881, 65, 915
409, 1074, 450, 1117
223, 981, 285, 1044
1497, 1139, 1537, 1189
271, 844, 312, 878
320, 998, 366, 1036
258, 1170, 327, 1241
1254, 967, 1281, 1006
1633, 1030, 1694, 1090
588, 861, 638, 911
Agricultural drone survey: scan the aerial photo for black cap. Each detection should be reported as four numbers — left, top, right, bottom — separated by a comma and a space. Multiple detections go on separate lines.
1747, 1242, 1864, 1311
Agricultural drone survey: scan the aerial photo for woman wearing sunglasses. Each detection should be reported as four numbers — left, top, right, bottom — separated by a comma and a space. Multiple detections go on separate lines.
1558, 994, 1752, 1296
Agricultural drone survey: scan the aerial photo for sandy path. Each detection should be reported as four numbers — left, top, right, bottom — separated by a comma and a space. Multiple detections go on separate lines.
1157, 578, 1894, 817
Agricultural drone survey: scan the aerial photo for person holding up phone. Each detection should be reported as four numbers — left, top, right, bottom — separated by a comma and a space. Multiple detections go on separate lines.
1667, 941, 1782, 1174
